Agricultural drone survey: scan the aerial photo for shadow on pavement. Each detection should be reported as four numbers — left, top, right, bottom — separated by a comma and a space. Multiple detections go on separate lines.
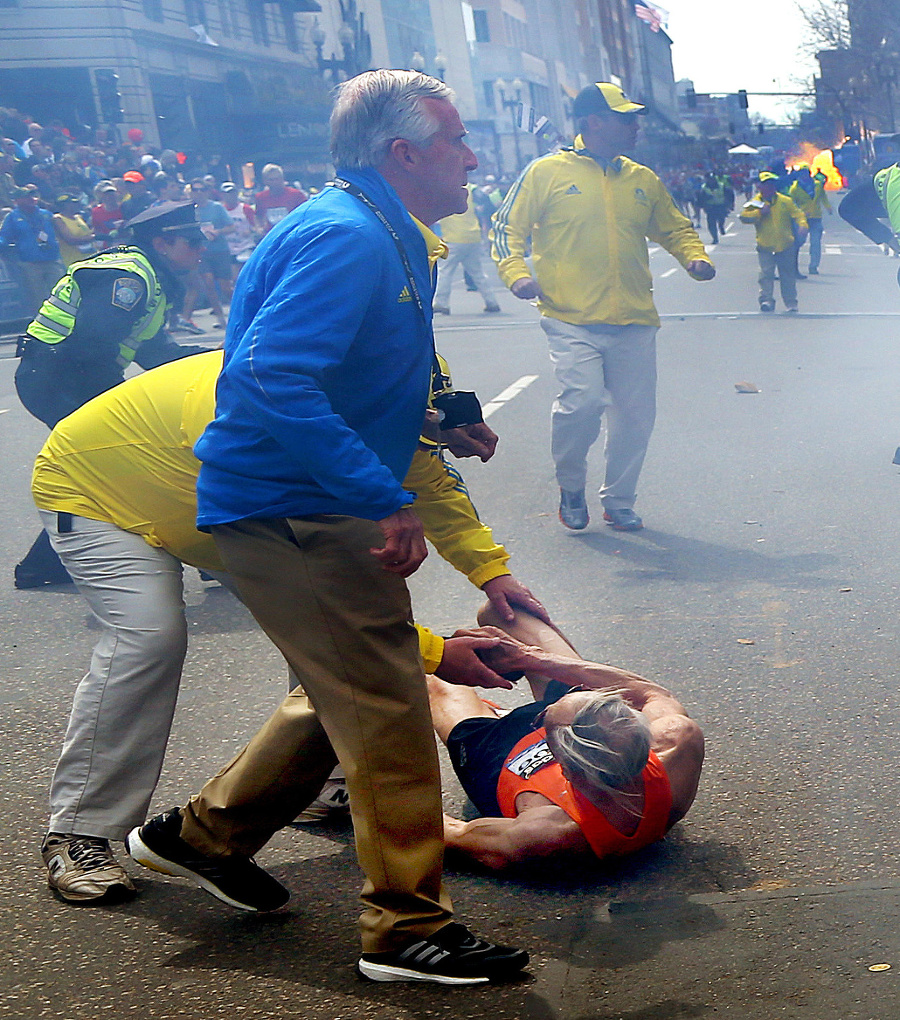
571, 528, 838, 587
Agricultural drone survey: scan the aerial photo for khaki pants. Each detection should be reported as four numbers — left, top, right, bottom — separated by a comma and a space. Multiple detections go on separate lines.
757, 247, 797, 309
179, 515, 452, 953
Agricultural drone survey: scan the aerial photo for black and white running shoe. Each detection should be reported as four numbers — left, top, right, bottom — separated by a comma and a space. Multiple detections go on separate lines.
125, 807, 289, 912
358, 922, 528, 985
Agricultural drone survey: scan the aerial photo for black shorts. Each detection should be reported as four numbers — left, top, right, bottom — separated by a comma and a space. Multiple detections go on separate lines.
445, 680, 570, 817
201, 251, 233, 281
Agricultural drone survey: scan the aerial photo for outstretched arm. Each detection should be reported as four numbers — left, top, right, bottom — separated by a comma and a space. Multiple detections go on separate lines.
442, 807, 590, 870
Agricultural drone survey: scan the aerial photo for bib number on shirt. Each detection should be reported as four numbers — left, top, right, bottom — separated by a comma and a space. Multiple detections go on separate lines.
504, 739, 554, 780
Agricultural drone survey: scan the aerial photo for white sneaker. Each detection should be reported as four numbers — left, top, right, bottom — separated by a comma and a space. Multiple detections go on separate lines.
42, 833, 136, 903
293, 779, 351, 823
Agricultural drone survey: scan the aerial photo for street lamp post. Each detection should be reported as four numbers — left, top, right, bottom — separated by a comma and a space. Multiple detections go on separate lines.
434, 51, 448, 81
311, 0, 371, 81
410, 50, 426, 73
495, 77, 524, 172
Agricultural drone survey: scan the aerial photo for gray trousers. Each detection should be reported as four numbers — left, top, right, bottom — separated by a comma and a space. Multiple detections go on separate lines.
807, 218, 823, 272
757, 247, 797, 309
434, 242, 495, 309
41, 510, 223, 841
20, 260, 65, 315
541, 317, 657, 508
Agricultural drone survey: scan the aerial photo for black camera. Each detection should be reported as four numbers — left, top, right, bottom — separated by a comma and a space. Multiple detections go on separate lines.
432, 390, 483, 429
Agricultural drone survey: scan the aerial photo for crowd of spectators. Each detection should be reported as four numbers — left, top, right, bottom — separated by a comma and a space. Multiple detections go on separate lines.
0, 105, 310, 326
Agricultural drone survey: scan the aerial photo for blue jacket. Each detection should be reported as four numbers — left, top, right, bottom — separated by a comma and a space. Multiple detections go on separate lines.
195, 168, 435, 526
0, 207, 61, 262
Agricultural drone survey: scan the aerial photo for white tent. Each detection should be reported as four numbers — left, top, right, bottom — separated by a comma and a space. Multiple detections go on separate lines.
728, 143, 760, 155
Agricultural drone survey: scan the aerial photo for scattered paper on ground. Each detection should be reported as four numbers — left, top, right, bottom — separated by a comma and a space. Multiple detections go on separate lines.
737, 638, 755, 645
735, 381, 760, 393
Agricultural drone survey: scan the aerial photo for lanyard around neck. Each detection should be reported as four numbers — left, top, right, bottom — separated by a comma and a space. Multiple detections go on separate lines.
328, 176, 443, 390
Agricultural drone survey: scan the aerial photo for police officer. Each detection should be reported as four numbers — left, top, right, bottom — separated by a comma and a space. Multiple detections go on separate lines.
14, 200, 209, 589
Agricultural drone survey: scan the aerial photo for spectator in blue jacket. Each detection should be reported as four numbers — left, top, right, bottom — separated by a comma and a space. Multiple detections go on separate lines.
126, 69, 529, 988
0, 185, 64, 312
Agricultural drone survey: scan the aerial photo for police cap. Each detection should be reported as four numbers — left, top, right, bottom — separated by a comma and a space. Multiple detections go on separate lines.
126, 200, 205, 243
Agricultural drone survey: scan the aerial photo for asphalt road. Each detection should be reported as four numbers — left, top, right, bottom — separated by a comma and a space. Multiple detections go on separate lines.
2, 207, 900, 1019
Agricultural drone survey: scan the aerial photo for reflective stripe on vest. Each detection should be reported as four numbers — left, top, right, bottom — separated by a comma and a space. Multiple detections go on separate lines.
874, 164, 900, 234
26, 248, 167, 368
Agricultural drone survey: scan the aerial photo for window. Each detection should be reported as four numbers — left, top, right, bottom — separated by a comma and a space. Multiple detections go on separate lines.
184, 0, 207, 25
483, 80, 496, 111
472, 9, 490, 42
247, 0, 269, 45
281, 7, 299, 51
217, 0, 231, 35
142, 0, 164, 20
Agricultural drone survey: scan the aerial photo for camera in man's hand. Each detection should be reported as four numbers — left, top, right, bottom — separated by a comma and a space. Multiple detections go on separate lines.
432, 390, 483, 429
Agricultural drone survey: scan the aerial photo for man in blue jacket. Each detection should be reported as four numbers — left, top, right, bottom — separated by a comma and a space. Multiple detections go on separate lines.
127, 70, 528, 987
0, 184, 64, 313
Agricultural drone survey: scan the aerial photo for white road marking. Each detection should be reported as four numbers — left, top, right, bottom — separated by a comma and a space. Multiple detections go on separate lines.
825, 245, 842, 254
482, 375, 539, 419
0, 408, 8, 414
660, 267, 678, 278
648, 246, 660, 255
660, 311, 900, 319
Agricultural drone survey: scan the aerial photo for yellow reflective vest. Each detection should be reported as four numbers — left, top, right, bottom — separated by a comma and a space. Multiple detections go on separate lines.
874, 164, 900, 233
26, 247, 168, 368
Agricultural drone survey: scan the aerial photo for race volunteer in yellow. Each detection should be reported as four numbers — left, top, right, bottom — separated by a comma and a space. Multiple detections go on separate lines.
491, 83, 714, 534
14, 200, 209, 590
32, 350, 549, 905
433, 182, 500, 315
740, 171, 808, 314
789, 167, 832, 276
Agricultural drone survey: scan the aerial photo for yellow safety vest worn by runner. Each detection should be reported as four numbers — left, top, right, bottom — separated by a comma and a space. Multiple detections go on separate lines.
26, 246, 168, 368
874, 164, 900, 233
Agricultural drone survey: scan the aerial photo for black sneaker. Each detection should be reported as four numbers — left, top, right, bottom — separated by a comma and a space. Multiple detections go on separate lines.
358, 922, 528, 985
125, 808, 289, 912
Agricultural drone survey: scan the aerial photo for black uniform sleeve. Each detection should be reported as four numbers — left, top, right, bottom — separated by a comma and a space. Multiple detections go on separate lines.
59, 267, 148, 364
839, 178, 895, 246
133, 331, 209, 370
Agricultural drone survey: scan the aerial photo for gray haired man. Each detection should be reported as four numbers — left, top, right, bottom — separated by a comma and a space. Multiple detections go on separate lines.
429, 608, 704, 870
126, 70, 528, 986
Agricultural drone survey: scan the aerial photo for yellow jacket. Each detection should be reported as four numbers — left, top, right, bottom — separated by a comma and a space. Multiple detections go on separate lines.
439, 184, 483, 244
808, 179, 832, 218
787, 182, 815, 218
740, 192, 807, 253
490, 145, 712, 327
32, 351, 512, 674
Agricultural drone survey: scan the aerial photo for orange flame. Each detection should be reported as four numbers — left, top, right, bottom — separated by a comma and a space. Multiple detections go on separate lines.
788, 142, 844, 189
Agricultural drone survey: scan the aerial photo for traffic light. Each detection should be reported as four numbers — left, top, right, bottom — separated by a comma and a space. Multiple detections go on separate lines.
686, 87, 697, 110
738, 89, 749, 110
95, 69, 124, 125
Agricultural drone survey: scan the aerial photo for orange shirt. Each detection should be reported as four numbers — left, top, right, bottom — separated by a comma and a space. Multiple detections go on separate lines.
496, 729, 672, 859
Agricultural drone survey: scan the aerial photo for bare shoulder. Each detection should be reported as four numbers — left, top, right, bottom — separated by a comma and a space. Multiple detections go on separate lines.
650, 715, 705, 826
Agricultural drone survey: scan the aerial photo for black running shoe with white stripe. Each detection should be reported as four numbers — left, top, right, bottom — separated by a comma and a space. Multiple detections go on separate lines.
125, 807, 289, 912
358, 922, 528, 985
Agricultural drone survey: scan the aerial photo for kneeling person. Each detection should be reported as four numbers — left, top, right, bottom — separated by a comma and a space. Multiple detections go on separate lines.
429, 609, 704, 869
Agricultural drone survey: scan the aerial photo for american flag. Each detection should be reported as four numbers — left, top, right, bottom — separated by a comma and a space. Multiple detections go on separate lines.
634, 1, 665, 32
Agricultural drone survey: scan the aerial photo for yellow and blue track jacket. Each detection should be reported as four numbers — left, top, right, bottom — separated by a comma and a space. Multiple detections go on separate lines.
33, 352, 512, 675
490, 147, 711, 327
740, 192, 808, 253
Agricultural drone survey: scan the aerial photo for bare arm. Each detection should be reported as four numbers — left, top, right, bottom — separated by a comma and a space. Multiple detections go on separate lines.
442, 808, 590, 870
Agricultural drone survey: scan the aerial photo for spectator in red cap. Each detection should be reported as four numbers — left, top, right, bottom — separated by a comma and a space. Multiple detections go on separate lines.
121, 171, 152, 221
